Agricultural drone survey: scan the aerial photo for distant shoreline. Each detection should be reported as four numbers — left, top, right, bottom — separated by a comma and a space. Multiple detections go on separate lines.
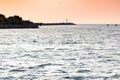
0, 24, 119, 29
0, 22, 76, 29
0, 24, 38, 29
0, 23, 76, 29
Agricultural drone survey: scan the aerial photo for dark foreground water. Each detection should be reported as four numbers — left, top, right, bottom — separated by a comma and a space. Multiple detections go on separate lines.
0, 24, 120, 80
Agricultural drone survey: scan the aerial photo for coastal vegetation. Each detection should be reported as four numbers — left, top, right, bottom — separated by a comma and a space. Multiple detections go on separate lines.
0, 14, 38, 28
0, 14, 34, 25
0, 13, 75, 28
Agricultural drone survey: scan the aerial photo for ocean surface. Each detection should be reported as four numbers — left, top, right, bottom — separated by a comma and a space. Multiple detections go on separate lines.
0, 24, 120, 80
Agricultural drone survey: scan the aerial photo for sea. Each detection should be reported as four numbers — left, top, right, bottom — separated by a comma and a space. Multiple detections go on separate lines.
0, 24, 120, 80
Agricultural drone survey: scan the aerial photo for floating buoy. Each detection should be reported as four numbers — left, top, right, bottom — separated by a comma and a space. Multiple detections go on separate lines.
107, 24, 109, 26
115, 24, 117, 26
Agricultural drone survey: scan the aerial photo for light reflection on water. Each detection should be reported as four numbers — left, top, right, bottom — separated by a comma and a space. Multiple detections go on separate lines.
0, 24, 120, 80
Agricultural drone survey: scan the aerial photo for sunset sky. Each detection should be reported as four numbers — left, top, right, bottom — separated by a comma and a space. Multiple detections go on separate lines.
0, 0, 120, 24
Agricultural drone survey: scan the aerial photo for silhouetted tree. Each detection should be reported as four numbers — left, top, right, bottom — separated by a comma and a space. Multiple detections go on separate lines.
0, 14, 35, 26
0, 14, 5, 19
0, 14, 6, 25
7, 15, 23, 24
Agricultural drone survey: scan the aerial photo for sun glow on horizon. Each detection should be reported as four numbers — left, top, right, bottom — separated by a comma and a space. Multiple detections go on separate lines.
0, 0, 120, 24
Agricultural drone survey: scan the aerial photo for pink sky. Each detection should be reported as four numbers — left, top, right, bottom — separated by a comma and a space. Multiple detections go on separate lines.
0, 0, 120, 24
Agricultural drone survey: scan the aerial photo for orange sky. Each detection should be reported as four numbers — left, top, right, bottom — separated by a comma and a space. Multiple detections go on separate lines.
0, 0, 120, 24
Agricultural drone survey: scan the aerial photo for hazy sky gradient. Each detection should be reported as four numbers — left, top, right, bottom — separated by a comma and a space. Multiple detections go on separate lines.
0, 0, 120, 23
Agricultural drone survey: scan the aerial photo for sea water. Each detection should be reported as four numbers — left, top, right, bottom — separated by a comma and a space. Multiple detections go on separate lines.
0, 24, 120, 80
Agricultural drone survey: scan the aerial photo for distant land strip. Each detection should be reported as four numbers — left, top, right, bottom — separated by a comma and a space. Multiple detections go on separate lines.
35, 22, 76, 26
0, 13, 76, 29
